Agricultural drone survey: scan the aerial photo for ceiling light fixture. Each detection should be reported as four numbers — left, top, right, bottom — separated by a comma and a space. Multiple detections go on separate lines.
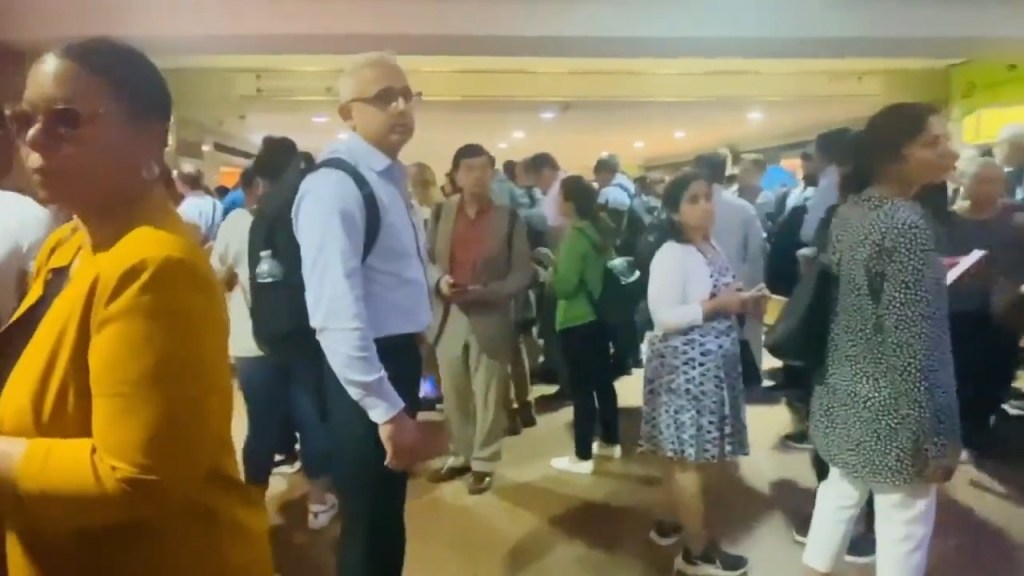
747, 110, 764, 121
201, 143, 213, 152
312, 115, 330, 123
600, 151, 610, 157
497, 142, 508, 149
511, 130, 526, 139
539, 111, 557, 120
673, 130, 687, 139
633, 141, 645, 149
337, 132, 349, 140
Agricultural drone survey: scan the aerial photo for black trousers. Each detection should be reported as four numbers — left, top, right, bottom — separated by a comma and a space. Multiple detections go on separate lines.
324, 334, 422, 576
949, 310, 1019, 450
560, 321, 620, 460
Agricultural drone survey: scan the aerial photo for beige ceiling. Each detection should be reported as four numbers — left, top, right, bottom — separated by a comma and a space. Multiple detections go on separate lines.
172, 56, 955, 173
241, 97, 887, 174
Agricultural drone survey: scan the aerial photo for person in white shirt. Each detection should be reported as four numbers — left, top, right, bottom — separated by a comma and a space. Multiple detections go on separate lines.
593, 156, 634, 212
641, 169, 761, 575
0, 124, 56, 327
0, 191, 54, 327
174, 164, 224, 245
783, 151, 820, 215
208, 167, 338, 530
800, 128, 855, 244
734, 154, 776, 230
408, 161, 440, 231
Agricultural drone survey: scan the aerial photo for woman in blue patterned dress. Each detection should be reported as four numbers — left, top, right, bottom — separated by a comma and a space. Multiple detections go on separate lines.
640, 169, 764, 576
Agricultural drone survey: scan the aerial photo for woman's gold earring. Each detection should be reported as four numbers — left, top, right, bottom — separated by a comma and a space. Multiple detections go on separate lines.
141, 161, 160, 181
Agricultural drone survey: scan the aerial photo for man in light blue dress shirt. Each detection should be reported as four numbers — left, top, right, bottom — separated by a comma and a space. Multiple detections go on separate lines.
800, 128, 854, 244
173, 165, 223, 245
291, 52, 435, 576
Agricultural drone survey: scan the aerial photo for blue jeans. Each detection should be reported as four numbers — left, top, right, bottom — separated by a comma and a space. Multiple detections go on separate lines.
235, 354, 330, 485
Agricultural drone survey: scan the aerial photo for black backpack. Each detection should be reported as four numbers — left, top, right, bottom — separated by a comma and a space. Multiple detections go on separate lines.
248, 157, 380, 357
634, 214, 670, 286
580, 233, 642, 325
764, 203, 808, 297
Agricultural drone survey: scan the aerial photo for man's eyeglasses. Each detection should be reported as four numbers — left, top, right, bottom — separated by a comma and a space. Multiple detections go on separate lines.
348, 86, 422, 112
3, 104, 102, 142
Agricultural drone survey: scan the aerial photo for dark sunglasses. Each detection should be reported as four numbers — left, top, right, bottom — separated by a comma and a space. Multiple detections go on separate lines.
3, 105, 102, 142
348, 86, 422, 111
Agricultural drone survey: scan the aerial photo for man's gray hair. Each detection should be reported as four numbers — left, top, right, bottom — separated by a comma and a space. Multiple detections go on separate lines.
336, 51, 399, 103
958, 154, 1003, 183
997, 123, 1024, 145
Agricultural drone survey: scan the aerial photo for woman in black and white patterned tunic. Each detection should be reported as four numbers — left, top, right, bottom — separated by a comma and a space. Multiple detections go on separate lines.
802, 103, 961, 576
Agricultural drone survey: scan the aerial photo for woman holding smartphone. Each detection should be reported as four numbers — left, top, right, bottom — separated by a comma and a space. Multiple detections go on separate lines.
640, 169, 760, 575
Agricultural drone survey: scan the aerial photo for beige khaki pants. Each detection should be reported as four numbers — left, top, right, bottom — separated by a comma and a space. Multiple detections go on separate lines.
437, 332, 510, 473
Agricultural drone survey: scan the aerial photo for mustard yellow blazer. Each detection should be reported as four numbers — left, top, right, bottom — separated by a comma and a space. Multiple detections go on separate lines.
0, 205, 274, 575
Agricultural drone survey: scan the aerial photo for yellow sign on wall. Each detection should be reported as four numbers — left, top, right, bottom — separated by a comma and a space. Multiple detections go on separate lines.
961, 105, 1024, 145
950, 61, 1024, 119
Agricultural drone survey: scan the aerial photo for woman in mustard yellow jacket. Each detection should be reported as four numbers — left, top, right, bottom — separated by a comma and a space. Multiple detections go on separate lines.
0, 39, 274, 575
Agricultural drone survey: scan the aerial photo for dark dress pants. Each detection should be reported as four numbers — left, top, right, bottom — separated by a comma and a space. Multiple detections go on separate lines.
324, 334, 422, 576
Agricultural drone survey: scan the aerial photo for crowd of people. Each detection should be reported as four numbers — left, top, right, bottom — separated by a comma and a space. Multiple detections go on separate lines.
1, 36, 1023, 576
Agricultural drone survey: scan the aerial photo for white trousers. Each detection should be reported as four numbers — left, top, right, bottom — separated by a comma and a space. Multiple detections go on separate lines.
802, 467, 937, 576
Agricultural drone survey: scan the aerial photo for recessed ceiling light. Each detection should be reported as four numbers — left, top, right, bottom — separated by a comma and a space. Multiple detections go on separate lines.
600, 151, 610, 156
497, 142, 508, 149
511, 130, 526, 139
673, 130, 687, 139
201, 143, 213, 152
312, 115, 330, 123
337, 132, 349, 140
747, 110, 764, 121
539, 111, 557, 120
633, 141, 645, 149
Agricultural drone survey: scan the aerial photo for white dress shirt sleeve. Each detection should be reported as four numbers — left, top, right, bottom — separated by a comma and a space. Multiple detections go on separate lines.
293, 169, 405, 424
208, 212, 235, 281
801, 180, 839, 244
647, 242, 710, 332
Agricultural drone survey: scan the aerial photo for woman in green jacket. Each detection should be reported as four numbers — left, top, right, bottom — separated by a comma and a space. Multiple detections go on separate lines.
547, 175, 622, 475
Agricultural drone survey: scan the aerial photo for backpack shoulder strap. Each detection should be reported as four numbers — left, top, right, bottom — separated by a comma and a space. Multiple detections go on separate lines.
313, 157, 381, 263
505, 208, 518, 268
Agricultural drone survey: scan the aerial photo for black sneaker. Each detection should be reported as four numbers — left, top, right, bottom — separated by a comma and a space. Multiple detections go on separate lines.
648, 519, 682, 546
675, 544, 748, 575
844, 532, 876, 564
782, 430, 813, 450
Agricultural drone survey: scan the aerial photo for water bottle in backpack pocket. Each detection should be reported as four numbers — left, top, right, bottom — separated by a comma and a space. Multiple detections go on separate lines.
248, 157, 381, 357
253, 250, 285, 283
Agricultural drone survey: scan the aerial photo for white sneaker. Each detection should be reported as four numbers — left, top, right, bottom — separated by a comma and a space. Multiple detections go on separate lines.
550, 455, 595, 475
307, 493, 339, 530
592, 441, 622, 459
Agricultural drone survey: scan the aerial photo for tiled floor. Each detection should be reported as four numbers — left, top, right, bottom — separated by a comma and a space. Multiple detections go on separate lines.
239, 374, 1024, 576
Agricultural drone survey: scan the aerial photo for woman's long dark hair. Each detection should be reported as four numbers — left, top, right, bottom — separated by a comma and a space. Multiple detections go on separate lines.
252, 136, 299, 182
560, 175, 615, 252
840, 102, 940, 196
661, 169, 708, 243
